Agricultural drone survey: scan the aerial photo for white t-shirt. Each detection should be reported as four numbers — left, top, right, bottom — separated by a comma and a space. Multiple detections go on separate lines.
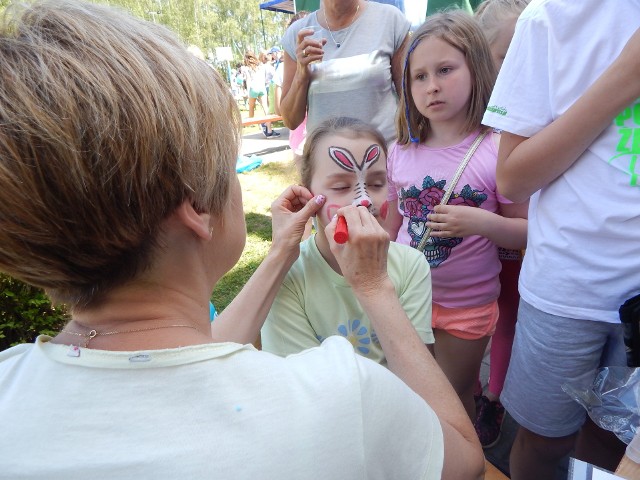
483, 0, 640, 323
0, 335, 443, 480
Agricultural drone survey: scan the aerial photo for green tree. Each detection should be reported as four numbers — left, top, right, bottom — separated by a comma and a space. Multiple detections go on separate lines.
1, 0, 291, 65
100, 0, 291, 65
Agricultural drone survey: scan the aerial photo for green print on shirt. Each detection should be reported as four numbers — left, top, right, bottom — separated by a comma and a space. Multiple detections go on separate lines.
487, 105, 507, 116
611, 102, 640, 187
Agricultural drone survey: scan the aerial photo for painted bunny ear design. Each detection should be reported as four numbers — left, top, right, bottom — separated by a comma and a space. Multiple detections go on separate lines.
329, 146, 357, 172
363, 144, 381, 167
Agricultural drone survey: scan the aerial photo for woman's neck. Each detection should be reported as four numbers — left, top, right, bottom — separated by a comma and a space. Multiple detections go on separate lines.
321, 0, 362, 29
50, 285, 214, 350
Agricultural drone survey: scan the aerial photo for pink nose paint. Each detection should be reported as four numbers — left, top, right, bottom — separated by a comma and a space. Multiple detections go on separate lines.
334, 216, 348, 244
359, 199, 371, 208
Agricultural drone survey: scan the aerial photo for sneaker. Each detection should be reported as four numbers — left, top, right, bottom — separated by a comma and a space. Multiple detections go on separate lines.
474, 396, 505, 449
265, 130, 281, 138
260, 123, 268, 137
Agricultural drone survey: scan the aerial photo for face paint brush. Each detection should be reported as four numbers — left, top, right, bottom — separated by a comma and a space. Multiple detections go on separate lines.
334, 216, 349, 244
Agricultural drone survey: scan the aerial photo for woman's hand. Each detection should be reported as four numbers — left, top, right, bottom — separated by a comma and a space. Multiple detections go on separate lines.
325, 205, 391, 296
426, 204, 491, 238
296, 27, 326, 72
271, 185, 325, 261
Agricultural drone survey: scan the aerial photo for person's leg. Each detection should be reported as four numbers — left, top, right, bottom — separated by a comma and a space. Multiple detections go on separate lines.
487, 258, 520, 400
474, 258, 521, 447
575, 322, 627, 470
510, 427, 577, 480
256, 94, 279, 137
575, 416, 626, 471
433, 329, 491, 421
502, 300, 626, 479
248, 96, 256, 117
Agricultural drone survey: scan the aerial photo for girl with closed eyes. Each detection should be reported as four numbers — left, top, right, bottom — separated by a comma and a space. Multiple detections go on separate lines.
261, 116, 435, 365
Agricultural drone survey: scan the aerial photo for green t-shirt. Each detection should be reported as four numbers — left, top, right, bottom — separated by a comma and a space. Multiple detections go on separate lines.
262, 236, 434, 365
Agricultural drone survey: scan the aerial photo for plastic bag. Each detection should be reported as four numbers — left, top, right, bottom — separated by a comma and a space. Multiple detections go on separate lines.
562, 366, 640, 444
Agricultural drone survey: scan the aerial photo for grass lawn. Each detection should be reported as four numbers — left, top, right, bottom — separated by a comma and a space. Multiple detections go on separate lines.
211, 151, 299, 312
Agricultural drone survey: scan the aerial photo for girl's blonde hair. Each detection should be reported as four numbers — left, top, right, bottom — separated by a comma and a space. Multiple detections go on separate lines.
395, 10, 496, 145
475, 0, 530, 44
300, 117, 387, 188
244, 51, 260, 70
0, 0, 241, 308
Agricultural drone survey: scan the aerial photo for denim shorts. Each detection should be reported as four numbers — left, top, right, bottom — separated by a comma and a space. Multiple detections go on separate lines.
501, 299, 626, 437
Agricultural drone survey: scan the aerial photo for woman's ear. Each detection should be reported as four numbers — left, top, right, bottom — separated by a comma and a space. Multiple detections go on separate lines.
175, 200, 212, 240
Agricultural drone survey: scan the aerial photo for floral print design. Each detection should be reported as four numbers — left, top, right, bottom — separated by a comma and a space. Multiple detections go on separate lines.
400, 176, 487, 267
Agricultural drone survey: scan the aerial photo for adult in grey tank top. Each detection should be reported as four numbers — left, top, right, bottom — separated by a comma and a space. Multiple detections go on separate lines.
280, 0, 410, 144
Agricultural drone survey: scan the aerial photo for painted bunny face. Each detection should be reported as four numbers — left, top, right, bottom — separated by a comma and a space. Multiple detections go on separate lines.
309, 133, 389, 228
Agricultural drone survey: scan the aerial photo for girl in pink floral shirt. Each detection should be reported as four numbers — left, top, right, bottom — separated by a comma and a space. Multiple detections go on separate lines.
383, 11, 527, 421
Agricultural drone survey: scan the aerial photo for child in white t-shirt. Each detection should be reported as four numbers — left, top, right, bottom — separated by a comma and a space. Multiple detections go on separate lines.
483, 0, 640, 476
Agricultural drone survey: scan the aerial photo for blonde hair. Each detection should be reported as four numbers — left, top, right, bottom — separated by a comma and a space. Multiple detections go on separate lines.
0, 0, 241, 308
300, 117, 387, 188
395, 10, 496, 145
475, 0, 530, 44
244, 51, 260, 70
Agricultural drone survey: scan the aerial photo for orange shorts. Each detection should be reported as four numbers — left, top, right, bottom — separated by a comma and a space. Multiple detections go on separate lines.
432, 301, 499, 340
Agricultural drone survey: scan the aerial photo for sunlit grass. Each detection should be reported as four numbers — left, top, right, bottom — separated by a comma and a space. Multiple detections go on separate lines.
211, 157, 299, 311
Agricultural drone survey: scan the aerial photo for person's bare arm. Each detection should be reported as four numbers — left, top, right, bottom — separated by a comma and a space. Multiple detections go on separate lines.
210, 187, 324, 343
616, 455, 640, 480
280, 29, 326, 130
427, 201, 527, 250
326, 207, 485, 480
497, 27, 640, 202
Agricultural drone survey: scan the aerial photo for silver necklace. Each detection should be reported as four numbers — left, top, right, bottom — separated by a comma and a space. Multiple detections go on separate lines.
61, 323, 205, 348
323, 3, 360, 48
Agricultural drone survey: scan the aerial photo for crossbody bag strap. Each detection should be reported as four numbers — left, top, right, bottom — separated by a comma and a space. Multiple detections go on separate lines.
416, 130, 489, 253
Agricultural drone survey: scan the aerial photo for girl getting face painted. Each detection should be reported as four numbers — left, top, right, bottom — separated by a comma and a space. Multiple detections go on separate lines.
262, 116, 436, 369
300, 117, 389, 232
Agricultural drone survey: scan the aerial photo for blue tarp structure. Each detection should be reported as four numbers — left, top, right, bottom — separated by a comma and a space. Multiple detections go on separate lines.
259, 0, 296, 14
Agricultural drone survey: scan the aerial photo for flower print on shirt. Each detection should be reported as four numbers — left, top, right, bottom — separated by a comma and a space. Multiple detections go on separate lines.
337, 319, 371, 355
399, 176, 488, 267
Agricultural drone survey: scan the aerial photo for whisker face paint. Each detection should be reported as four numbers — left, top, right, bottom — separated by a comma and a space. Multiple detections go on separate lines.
334, 216, 348, 244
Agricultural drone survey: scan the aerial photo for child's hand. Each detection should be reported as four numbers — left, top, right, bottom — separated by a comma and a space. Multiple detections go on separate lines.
426, 205, 492, 238
271, 185, 325, 260
325, 205, 391, 297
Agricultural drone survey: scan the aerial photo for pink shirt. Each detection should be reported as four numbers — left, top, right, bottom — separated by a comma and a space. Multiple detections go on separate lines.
387, 131, 509, 308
